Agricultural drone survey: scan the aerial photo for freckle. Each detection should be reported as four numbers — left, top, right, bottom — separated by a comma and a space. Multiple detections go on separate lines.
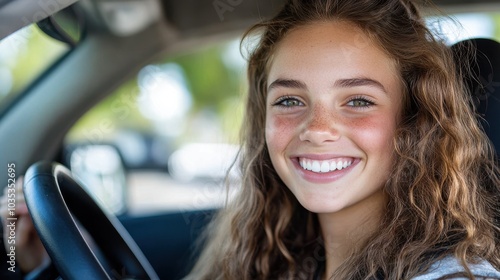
272, 117, 293, 135
313, 105, 333, 128
349, 117, 373, 130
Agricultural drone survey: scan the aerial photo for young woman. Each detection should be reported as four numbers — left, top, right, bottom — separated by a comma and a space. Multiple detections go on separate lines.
2, 0, 500, 279
186, 0, 500, 279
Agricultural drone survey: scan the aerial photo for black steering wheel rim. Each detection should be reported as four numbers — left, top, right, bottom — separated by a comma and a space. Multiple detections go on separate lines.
23, 161, 158, 279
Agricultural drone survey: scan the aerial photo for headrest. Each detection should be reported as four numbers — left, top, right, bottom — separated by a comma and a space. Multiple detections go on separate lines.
451, 38, 500, 153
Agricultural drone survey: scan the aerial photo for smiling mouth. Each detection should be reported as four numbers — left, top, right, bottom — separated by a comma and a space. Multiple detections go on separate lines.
298, 157, 353, 173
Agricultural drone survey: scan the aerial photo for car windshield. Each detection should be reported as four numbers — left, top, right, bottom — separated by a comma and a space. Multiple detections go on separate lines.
64, 38, 245, 214
0, 24, 69, 114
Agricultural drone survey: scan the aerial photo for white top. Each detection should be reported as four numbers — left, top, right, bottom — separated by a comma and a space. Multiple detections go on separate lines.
412, 256, 500, 279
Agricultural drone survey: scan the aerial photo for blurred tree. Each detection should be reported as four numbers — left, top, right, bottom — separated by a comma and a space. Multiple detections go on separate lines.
0, 25, 67, 106
165, 44, 244, 114
68, 40, 246, 144
493, 14, 500, 40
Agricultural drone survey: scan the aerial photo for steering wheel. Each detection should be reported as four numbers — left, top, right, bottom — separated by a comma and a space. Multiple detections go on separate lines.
23, 161, 159, 279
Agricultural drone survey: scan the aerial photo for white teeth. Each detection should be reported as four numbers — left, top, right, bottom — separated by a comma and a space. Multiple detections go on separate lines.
320, 161, 329, 172
312, 161, 321, 172
299, 158, 353, 173
330, 161, 337, 171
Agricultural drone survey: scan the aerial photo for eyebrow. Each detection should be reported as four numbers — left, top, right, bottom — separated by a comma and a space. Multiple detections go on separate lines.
268, 78, 307, 91
334, 77, 387, 93
267, 77, 387, 93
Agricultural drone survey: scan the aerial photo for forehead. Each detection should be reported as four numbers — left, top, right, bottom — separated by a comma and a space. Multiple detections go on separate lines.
267, 21, 400, 90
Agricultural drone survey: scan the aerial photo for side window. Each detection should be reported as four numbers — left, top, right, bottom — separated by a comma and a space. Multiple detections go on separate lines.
64, 40, 245, 215
426, 13, 499, 45
0, 3, 82, 115
0, 25, 69, 114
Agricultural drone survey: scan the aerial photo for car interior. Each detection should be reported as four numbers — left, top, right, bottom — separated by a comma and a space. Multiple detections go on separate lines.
1, 0, 500, 279
451, 38, 500, 153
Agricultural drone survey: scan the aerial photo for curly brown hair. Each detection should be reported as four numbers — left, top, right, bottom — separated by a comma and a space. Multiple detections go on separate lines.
186, 0, 500, 279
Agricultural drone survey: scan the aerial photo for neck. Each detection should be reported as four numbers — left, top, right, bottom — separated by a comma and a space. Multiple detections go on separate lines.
318, 190, 387, 279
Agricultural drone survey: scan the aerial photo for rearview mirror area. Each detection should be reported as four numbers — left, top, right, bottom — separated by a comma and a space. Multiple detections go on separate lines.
37, 3, 85, 46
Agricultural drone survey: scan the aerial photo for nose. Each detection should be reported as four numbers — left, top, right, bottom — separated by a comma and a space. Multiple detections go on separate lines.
299, 104, 340, 144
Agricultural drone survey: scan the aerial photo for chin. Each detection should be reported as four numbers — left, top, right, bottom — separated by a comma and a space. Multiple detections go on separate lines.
295, 195, 346, 214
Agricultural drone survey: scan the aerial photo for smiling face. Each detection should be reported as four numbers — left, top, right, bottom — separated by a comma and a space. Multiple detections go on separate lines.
265, 21, 403, 214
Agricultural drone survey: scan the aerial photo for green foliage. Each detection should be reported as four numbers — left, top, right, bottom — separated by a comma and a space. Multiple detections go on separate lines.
69, 40, 246, 144
493, 14, 500, 40
67, 79, 153, 142
0, 25, 67, 106
164, 44, 245, 114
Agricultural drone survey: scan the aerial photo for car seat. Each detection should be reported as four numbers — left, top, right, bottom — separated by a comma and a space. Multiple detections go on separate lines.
451, 38, 500, 154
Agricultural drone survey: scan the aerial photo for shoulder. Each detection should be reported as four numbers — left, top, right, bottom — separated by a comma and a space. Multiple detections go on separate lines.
411, 256, 500, 280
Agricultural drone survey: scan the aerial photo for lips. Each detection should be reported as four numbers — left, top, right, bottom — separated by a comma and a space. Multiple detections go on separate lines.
291, 155, 359, 184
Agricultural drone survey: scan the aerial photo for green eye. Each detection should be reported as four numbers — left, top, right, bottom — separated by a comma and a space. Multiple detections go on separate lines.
281, 99, 301, 107
273, 96, 304, 108
347, 97, 374, 107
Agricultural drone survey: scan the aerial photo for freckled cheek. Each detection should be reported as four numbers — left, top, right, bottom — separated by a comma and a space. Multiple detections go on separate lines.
265, 115, 300, 152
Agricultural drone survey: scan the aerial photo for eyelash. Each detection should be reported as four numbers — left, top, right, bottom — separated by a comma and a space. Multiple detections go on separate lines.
346, 96, 375, 108
272, 96, 304, 108
271, 95, 375, 109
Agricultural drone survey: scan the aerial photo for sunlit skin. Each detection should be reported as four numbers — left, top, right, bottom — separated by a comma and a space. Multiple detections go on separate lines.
265, 21, 403, 276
